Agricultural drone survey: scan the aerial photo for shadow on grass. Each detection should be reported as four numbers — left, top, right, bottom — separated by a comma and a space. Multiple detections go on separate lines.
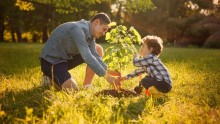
111, 95, 168, 122
0, 86, 50, 123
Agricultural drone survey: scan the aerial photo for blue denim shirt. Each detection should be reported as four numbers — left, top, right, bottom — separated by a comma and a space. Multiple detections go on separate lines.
39, 19, 107, 77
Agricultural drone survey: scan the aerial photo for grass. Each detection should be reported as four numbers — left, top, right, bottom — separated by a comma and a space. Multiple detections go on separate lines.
0, 42, 220, 123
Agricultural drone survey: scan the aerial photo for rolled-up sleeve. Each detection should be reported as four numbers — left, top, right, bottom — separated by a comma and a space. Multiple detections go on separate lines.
69, 26, 106, 76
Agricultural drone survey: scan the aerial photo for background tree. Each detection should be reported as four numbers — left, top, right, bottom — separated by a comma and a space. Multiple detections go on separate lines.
0, 0, 6, 42
122, 0, 220, 48
0, 0, 24, 42
15, 0, 113, 42
1, 0, 220, 47
15, 0, 154, 42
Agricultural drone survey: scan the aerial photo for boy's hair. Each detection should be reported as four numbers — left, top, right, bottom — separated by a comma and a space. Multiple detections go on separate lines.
142, 35, 163, 55
90, 12, 111, 25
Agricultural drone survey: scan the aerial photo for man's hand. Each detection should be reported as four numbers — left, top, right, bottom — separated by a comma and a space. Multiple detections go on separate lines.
104, 74, 116, 86
105, 74, 125, 90
107, 69, 121, 76
114, 78, 121, 89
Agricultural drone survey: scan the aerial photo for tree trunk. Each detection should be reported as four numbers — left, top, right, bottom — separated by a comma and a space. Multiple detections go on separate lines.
0, 13, 4, 42
41, 5, 51, 43
11, 30, 16, 42
42, 25, 48, 43
15, 27, 21, 42
32, 33, 37, 42
116, 4, 122, 21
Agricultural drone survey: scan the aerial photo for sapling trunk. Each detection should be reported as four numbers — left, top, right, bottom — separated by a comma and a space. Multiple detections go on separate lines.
103, 23, 141, 92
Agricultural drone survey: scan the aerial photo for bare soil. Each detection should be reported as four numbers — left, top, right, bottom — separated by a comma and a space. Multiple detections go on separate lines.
96, 89, 139, 98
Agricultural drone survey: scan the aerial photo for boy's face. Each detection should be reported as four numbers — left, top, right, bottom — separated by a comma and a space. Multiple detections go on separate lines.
92, 19, 109, 39
139, 42, 152, 57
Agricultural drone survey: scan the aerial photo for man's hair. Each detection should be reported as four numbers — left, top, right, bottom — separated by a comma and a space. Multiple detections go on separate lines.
90, 12, 111, 25
142, 35, 163, 56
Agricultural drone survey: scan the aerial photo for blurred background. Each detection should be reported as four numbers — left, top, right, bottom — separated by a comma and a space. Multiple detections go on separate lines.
0, 0, 220, 48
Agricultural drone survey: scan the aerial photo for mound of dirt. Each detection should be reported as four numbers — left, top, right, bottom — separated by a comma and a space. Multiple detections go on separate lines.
96, 89, 139, 98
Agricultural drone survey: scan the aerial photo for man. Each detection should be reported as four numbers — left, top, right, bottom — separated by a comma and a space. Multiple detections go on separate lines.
40, 12, 117, 91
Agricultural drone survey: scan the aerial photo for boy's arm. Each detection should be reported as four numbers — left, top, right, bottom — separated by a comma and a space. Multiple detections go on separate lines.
126, 67, 146, 79
114, 67, 146, 88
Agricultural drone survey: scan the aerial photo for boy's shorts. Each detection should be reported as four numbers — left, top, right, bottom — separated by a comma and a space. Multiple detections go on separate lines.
40, 54, 85, 86
140, 76, 172, 93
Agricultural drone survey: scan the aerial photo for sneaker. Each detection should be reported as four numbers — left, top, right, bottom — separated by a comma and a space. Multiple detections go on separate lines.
83, 84, 93, 90
41, 74, 51, 87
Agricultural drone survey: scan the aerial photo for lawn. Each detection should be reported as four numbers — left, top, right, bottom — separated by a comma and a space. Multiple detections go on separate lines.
0, 43, 220, 123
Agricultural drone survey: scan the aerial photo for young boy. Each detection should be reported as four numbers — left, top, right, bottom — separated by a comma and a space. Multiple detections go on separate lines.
116, 35, 172, 94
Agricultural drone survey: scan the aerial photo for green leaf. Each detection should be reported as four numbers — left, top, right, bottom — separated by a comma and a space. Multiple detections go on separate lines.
108, 22, 117, 27
124, 37, 130, 43
105, 32, 111, 40
122, 26, 127, 31
129, 26, 135, 32
111, 29, 117, 34
104, 24, 141, 71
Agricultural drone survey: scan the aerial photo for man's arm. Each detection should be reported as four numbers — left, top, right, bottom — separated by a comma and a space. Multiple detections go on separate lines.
89, 41, 107, 70
69, 26, 106, 77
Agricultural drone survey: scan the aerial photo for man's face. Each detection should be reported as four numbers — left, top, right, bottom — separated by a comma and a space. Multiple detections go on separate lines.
92, 20, 109, 38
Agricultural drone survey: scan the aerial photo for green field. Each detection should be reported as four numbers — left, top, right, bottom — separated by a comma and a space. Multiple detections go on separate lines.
0, 43, 220, 123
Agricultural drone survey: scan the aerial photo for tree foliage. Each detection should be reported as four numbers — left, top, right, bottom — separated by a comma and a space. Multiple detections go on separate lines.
1, 0, 220, 48
103, 22, 141, 72
0, 0, 155, 42
16, 0, 107, 14
122, 0, 220, 48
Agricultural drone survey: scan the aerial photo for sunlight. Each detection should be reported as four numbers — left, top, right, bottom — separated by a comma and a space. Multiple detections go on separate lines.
213, 0, 219, 5
185, 0, 219, 16
111, 4, 118, 13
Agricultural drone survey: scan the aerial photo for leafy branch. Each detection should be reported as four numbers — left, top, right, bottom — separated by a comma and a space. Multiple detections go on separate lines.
104, 23, 141, 73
